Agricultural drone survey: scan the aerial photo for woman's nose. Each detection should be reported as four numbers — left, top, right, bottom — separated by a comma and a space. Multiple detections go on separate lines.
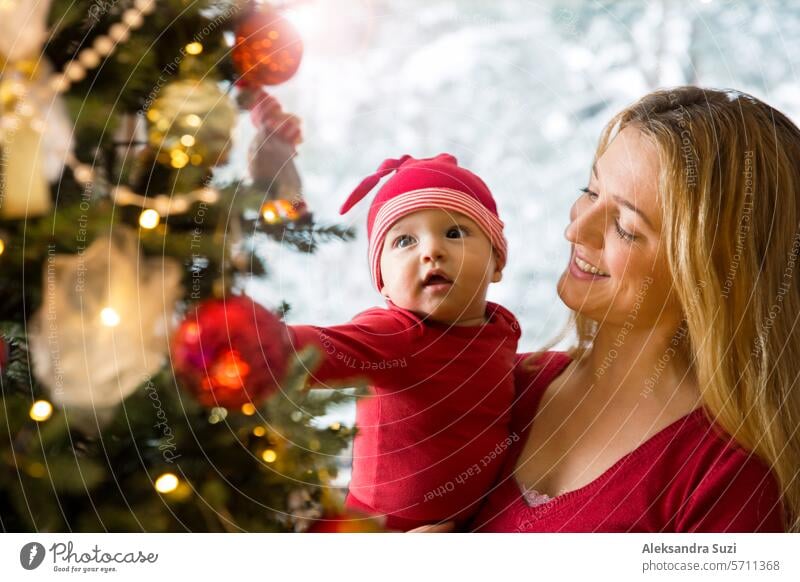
565, 201, 606, 249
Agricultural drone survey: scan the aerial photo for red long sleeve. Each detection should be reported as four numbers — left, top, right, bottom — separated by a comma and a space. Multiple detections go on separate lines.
287, 302, 521, 530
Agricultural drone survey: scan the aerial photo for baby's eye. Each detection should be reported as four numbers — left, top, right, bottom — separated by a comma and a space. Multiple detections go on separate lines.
392, 234, 416, 248
446, 226, 468, 239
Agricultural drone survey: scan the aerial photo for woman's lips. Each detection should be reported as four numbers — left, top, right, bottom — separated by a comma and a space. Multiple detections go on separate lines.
569, 249, 611, 280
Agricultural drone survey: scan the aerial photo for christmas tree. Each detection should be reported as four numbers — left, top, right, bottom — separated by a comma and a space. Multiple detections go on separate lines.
0, 0, 372, 532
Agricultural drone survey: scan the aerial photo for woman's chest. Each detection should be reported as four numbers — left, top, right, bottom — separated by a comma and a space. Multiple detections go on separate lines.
512, 381, 691, 497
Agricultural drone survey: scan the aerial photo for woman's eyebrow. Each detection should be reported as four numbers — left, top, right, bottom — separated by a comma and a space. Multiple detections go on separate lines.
591, 162, 656, 230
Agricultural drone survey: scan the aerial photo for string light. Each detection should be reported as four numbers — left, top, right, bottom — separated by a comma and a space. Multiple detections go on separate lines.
241, 403, 256, 416
0, 239, 5, 255
27, 462, 46, 478
208, 407, 228, 424
139, 209, 161, 229
261, 449, 277, 463
29, 400, 53, 422
184, 114, 202, 128
154, 472, 179, 493
100, 307, 121, 327
252, 426, 266, 437
185, 42, 203, 55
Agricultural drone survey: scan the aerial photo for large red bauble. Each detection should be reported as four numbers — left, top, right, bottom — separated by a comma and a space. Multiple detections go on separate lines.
171, 296, 291, 408
232, 7, 304, 86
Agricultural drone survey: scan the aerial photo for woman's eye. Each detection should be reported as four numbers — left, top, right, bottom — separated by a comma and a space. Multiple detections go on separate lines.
393, 234, 415, 248
614, 220, 637, 242
580, 187, 598, 200
446, 226, 468, 238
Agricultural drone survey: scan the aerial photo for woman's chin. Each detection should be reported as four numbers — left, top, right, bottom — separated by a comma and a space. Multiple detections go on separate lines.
557, 278, 603, 318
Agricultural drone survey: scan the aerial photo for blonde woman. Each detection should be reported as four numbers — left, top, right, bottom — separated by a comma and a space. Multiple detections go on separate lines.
420, 87, 800, 532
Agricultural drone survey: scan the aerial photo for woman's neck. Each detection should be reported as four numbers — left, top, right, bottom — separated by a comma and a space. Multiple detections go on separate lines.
581, 321, 700, 407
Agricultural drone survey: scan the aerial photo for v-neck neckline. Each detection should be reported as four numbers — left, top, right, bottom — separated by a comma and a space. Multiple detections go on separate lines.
510, 355, 705, 512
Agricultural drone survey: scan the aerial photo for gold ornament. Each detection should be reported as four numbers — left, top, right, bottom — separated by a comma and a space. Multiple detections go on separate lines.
146, 78, 237, 169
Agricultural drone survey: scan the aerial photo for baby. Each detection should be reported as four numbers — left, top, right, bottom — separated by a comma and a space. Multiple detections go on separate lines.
289, 154, 520, 531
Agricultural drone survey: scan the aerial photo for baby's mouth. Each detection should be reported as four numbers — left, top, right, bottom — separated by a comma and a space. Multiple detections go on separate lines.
422, 270, 453, 288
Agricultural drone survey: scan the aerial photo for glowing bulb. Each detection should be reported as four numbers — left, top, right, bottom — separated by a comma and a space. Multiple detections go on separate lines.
100, 307, 121, 327
0, 239, 5, 255
29, 400, 53, 422
262, 449, 277, 463
139, 209, 160, 229
170, 150, 189, 168
185, 42, 203, 55
155, 473, 179, 493
184, 114, 202, 127
180, 134, 195, 147
252, 426, 266, 437
241, 403, 256, 416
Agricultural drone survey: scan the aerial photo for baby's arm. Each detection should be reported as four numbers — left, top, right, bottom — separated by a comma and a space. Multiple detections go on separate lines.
287, 308, 413, 389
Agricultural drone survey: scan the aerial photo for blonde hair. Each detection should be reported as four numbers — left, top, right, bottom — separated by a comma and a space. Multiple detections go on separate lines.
532, 87, 800, 531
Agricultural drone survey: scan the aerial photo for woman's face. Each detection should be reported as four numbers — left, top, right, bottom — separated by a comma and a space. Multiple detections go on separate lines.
558, 126, 682, 330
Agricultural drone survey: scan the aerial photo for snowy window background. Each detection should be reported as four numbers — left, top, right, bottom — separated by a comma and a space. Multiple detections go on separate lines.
215, 0, 800, 484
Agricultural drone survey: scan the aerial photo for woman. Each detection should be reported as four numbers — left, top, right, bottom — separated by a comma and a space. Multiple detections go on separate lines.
420, 86, 800, 532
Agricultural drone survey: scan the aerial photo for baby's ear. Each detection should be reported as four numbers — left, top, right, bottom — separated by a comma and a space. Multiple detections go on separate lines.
491, 266, 503, 283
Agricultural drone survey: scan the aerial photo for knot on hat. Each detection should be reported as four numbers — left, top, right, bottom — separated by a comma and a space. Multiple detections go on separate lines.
339, 154, 457, 215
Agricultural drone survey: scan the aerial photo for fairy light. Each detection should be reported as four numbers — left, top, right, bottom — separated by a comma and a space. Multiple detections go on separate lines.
185, 42, 203, 55
100, 307, 121, 327
261, 449, 277, 463
179, 134, 196, 147
0, 239, 5, 255
29, 400, 53, 422
261, 204, 279, 224
139, 209, 160, 229
252, 426, 266, 437
241, 403, 256, 416
170, 150, 189, 168
154, 472, 179, 493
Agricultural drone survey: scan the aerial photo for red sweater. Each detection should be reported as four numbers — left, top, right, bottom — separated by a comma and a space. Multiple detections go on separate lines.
470, 351, 785, 532
289, 302, 520, 531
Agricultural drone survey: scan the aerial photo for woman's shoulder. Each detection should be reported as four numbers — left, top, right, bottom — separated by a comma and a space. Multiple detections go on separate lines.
665, 409, 785, 532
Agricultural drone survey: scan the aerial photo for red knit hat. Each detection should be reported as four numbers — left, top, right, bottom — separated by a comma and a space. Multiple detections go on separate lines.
340, 154, 507, 291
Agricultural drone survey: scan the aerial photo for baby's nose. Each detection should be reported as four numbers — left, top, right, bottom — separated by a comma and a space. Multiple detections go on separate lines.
420, 237, 445, 262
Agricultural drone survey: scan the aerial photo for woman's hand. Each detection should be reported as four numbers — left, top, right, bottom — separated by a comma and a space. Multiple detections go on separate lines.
407, 521, 455, 533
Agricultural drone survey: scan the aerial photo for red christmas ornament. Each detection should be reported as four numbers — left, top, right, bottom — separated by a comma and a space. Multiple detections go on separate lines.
171, 296, 291, 408
232, 6, 304, 86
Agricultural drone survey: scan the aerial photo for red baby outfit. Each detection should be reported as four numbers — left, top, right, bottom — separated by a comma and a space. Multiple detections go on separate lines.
289, 301, 520, 531
470, 351, 785, 532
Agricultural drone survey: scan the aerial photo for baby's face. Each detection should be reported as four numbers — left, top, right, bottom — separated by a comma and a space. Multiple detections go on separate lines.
379, 208, 502, 325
